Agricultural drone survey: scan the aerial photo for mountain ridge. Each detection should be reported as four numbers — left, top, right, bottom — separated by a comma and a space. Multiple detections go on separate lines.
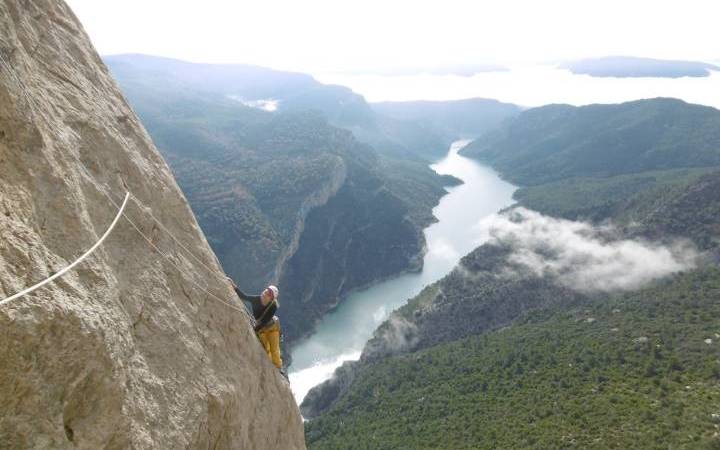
105, 53, 521, 160
561, 56, 720, 78
461, 98, 720, 185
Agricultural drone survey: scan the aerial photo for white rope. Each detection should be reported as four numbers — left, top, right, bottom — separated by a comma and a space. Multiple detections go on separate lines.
125, 191, 227, 283
0, 192, 130, 306
99, 188, 254, 320
0, 46, 253, 321
79, 161, 238, 286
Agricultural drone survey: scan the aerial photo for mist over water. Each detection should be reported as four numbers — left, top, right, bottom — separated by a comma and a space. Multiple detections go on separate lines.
477, 207, 700, 292
316, 65, 720, 108
289, 140, 516, 404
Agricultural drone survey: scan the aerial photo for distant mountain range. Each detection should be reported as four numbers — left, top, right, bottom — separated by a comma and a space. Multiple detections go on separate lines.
561, 56, 720, 78
106, 54, 519, 160
372, 98, 521, 142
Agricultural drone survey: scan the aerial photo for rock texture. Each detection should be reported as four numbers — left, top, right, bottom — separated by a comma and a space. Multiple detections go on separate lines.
0, 1, 305, 449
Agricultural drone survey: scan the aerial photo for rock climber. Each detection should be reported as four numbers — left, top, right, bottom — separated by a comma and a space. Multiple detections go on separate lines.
228, 278, 284, 374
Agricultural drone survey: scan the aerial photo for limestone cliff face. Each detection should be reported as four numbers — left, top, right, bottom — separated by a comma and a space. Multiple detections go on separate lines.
0, 1, 305, 449
272, 156, 348, 284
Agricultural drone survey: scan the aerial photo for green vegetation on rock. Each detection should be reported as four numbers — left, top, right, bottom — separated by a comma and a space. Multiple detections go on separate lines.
513, 167, 717, 222
307, 268, 720, 449
462, 98, 720, 185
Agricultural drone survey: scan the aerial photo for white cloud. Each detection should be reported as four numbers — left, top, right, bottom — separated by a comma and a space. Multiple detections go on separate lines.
477, 208, 699, 293
374, 315, 419, 353
427, 237, 460, 262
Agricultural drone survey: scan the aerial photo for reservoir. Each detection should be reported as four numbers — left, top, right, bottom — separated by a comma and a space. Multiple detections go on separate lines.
289, 140, 517, 403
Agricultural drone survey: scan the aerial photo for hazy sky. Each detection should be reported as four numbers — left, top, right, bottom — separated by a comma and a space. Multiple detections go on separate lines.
66, 0, 719, 73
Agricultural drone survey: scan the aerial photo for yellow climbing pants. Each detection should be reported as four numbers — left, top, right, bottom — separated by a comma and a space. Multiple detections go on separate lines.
257, 321, 283, 369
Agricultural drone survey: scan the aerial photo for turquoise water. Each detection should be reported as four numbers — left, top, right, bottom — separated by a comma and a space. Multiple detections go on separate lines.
289, 140, 517, 403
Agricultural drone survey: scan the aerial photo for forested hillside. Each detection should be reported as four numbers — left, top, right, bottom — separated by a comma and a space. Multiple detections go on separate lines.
461, 98, 720, 185
307, 268, 720, 449
303, 99, 720, 447
462, 98, 720, 249
106, 54, 520, 160
372, 98, 520, 146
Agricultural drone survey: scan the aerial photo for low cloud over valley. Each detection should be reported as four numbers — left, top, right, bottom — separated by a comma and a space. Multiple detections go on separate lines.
476, 208, 699, 293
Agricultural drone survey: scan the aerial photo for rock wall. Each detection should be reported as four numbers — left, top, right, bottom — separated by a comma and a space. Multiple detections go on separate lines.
278, 160, 423, 343
272, 156, 347, 284
0, 1, 304, 448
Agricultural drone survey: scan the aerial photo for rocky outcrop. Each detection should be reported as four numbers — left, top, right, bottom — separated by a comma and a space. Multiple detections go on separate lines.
272, 156, 347, 284
0, 1, 304, 449
278, 161, 425, 343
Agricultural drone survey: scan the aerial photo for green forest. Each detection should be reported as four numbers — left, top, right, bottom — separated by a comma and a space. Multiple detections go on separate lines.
307, 269, 720, 449
304, 97, 720, 448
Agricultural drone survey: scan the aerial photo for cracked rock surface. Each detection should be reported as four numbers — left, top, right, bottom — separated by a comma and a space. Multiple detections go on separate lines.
0, 1, 305, 448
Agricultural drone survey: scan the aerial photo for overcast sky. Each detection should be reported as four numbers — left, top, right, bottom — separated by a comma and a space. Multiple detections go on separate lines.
65, 0, 719, 73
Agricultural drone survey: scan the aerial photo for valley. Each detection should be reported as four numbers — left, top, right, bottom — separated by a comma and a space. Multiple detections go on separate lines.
105, 55, 519, 345
4, 2, 720, 449
289, 140, 516, 404
302, 98, 720, 448
105, 59, 720, 447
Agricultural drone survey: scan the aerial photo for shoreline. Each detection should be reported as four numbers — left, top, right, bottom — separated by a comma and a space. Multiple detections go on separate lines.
288, 140, 516, 403
284, 164, 465, 353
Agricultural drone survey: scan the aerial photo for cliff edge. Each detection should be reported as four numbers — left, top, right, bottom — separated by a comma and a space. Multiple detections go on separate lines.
0, 1, 305, 448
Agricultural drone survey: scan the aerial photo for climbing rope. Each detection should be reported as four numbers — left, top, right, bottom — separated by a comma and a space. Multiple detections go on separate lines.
0, 43, 254, 323
1, 184, 255, 323
0, 193, 130, 306
125, 190, 230, 283
75, 167, 256, 322
99, 187, 254, 319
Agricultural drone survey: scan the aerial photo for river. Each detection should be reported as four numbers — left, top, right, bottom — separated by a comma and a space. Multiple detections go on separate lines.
288, 140, 517, 404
